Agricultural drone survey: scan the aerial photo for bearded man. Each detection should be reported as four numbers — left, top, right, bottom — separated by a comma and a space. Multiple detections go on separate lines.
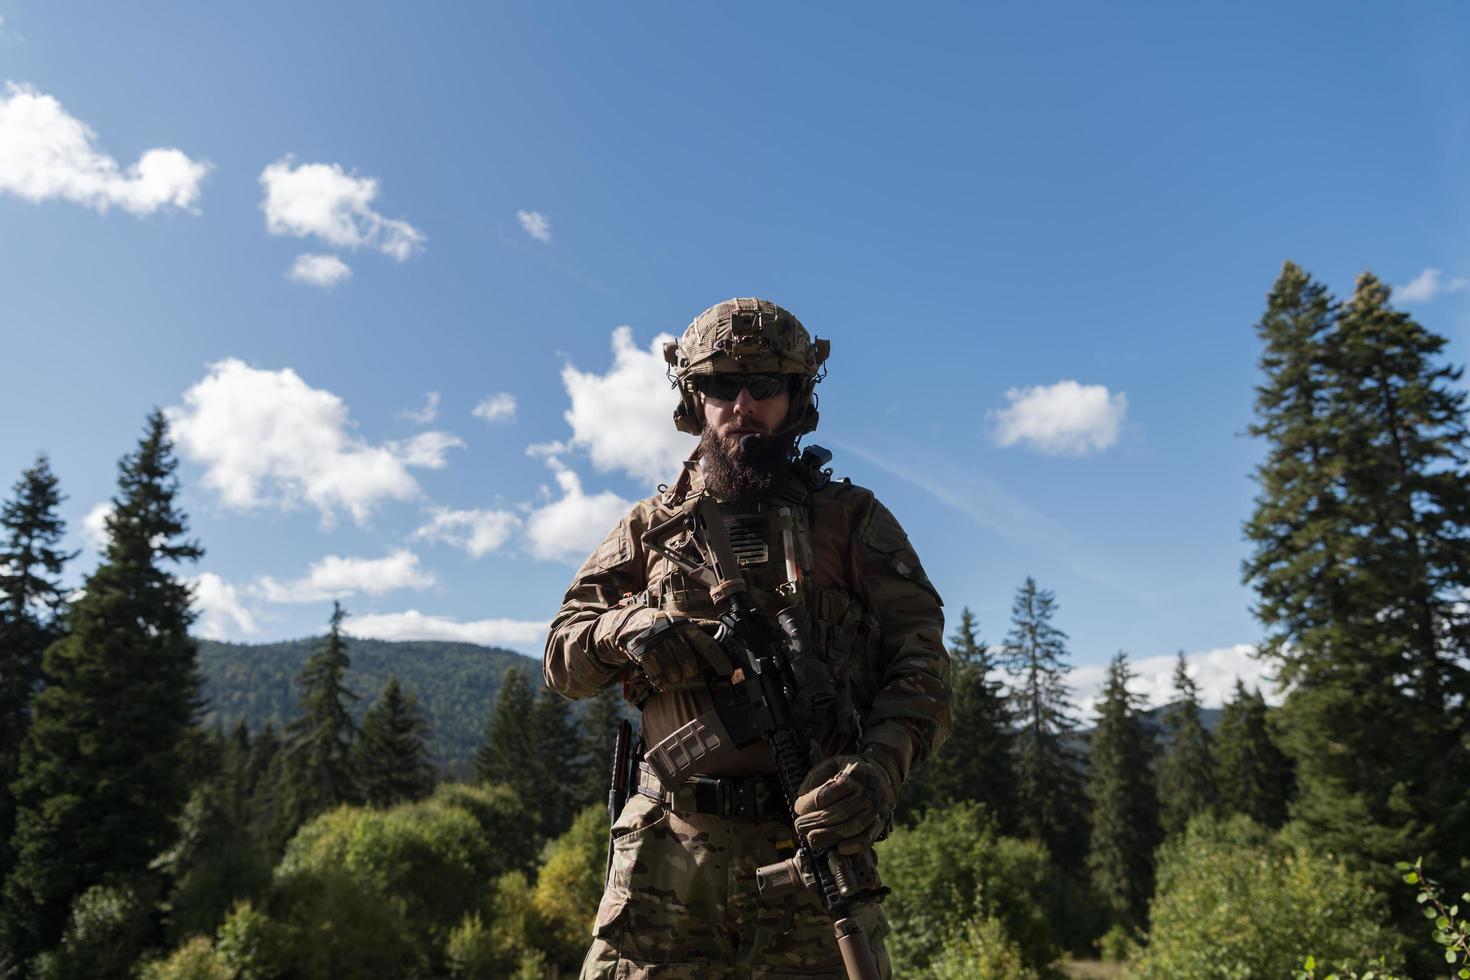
545, 298, 951, 979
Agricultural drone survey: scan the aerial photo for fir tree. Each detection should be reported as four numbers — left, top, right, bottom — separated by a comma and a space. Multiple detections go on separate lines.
0, 454, 75, 893
354, 676, 436, 808
1085, 653, 1160, 933
574, 685, 629, 815
530, 684, 580, 837
1244, 265, 1470, 876
1214, 680, 1292, 829
901, 608, 1018, 831
2, 411, 202, 962
280, 602, 359, 834
476, 666, 539, 810
1002, 577, 1087, 867
1156, 652, 1217, 837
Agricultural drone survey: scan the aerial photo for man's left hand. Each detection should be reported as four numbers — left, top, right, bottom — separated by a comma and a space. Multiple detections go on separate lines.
792, 755, 895, 856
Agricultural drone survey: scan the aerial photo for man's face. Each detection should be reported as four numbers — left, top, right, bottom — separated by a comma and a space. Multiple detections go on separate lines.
699, 375, 791, 452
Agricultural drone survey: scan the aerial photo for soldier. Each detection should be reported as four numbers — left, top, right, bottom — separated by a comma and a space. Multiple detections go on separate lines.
545, 298, 951, 979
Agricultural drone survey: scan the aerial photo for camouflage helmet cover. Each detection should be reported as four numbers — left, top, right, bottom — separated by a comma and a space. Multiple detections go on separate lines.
663, 297, 831, 436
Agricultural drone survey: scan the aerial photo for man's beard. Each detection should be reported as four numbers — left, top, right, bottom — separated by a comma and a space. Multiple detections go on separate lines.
699, 427, 794, 501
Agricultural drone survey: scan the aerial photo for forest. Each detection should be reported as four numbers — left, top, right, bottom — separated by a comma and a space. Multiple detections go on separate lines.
1, 261, 1468, 978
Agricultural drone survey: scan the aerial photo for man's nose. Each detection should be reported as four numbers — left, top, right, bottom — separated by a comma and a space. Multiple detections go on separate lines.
732, 388, 759, 412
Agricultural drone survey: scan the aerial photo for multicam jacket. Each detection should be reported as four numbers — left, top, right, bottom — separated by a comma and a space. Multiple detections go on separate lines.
543, 463, 951, 789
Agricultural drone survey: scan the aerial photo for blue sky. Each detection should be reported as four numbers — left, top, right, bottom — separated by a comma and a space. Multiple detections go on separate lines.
4, 2, 1469, 709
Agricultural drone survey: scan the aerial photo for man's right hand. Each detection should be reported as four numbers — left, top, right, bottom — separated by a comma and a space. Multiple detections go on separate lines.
594, 607, 723, 691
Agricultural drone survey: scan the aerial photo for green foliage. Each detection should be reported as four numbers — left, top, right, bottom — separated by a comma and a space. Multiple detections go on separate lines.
572, 684, 628, 816
900, 608, 1018, 831
1002, 577, 1088, 868
0, 454, 74, 891
138, 936, 236, 980
31, 881, 157, 980
3, 411, 201, 962
197, 638, 531, 777
1085, 652, 1160, 933
1243, 263, 1470, 881
446, 871, 548, 979
1214, 680, 1293, 829
923, 915, 1043, 980
877, 802, 1061, 976
280, 602, 359, 832
208, 782, 535, 978
155, 780, 270, 945
532, 805, 608, 968
1156, 652, 1217, 837
354, 675, 435, 808
1132, 815, 1403, 979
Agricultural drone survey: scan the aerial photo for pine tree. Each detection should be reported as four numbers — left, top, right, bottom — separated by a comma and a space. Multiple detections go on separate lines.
1003, 577, 1087, 867
1085, 653, 1160, 933
1244, 264, 1470, 876
901, 608, 1018, 830
354, 676, 436, 808
531, 685, 580, 836
1214, 680, 1292, 829
2, 411, 202, 962
280, 602, 359, 834
1156, 652, 1217, 837
0, 455, 75, 894
574, 685, 629, 815
476, 665, 539, 810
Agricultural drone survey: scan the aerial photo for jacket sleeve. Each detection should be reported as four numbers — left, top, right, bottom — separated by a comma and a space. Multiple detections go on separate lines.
543, 512, 646, 700
854, 496, 952, 789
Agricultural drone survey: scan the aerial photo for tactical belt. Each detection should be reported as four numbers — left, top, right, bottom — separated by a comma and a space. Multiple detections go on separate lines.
635, 762, 786, 821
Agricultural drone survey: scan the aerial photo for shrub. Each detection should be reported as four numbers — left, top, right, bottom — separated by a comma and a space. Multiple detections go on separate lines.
532, 805, 606, 968
1132, 815, 1404, 979
32, 880, 156, 980
925, 916, 1043, 980
138, 936, 236, 980
876, 802, 1061, 975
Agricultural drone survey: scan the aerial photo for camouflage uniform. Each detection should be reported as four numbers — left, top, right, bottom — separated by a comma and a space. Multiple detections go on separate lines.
545, 460, 950, 979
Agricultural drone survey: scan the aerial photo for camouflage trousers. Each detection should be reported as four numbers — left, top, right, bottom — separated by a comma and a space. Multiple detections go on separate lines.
580, 794, 890, 979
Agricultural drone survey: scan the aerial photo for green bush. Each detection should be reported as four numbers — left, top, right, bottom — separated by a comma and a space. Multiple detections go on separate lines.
32, 880, 157, 980
1132, 815, 1404, 979
876, 802, 1061, 975
138, 936, 236, 980
925, 916, 1043, 980
532, 805, 606, 968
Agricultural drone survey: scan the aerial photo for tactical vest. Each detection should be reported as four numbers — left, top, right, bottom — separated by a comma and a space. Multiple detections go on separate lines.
632, 462, 879, 771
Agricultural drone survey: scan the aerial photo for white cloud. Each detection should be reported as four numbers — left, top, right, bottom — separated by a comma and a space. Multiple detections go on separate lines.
386, 431, 465, 469
167, 358, 460, 525
517, 209, 551, 243
400, 391, 440, 425
82, 502, 112, 551
561, 326, 690, 486
255, 549, 435, 604
991, 380, 1126, 456
259, 156, 425, 261
0, 82, 210, 215
191, 572, 258, 640
524, 458, 632, 563
1395, 267, 1468, 304
473, 392, 517, 423
287, 252, 352, 289
344, 609, 548, 652
1067, 644, 1275, 719
412, 507, 520, 558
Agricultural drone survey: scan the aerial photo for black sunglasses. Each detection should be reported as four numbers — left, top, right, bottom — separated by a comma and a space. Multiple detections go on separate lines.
692, 373, 790, 402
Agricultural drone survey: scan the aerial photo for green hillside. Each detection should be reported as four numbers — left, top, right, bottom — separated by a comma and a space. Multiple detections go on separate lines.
197, 636, 537, 775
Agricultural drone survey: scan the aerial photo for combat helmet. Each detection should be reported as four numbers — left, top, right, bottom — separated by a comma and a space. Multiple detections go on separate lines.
664, 297, 830, 437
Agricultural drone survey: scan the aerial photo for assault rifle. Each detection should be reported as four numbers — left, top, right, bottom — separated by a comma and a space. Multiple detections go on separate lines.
637, 488, 885, 980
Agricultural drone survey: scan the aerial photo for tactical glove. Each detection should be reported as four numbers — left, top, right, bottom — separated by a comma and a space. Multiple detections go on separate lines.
792, 754, 896, 856
594, 606, 723, 692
